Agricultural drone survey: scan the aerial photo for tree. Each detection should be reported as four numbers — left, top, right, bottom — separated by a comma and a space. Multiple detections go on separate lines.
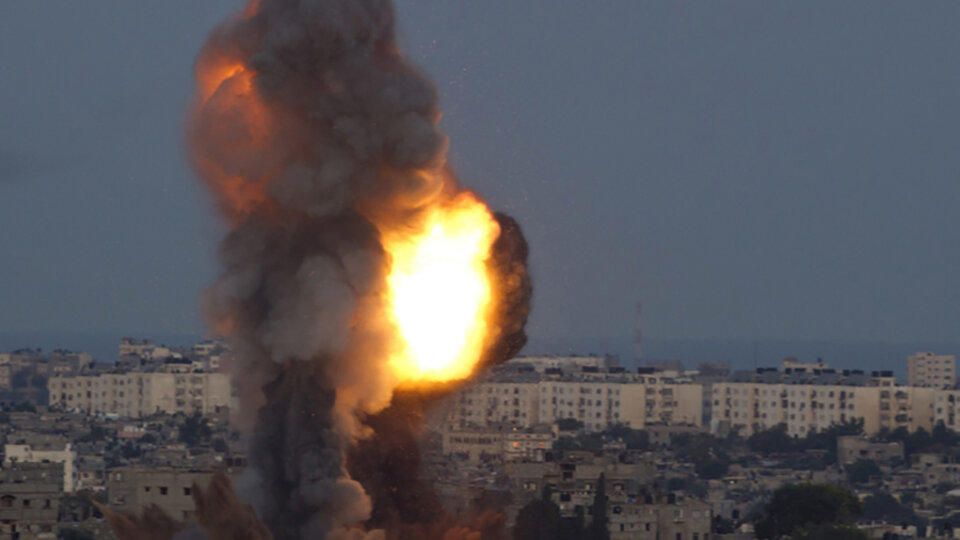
557, 418, 584, 432
748, 424, 794, 455
754, 484, 861, 540
695, 459, 730, 480
120, 441, 141, 460
846, 459, 881, 484
587, 474, 609, 540
139, 433, 157, 445
179, 412, 212, 445
712, 516, 736, 535
675, 433, 731, 480
603, 424, 649, 451
212, 438, 229, 453
513, 487, 562, 540
861, 492, 923, 527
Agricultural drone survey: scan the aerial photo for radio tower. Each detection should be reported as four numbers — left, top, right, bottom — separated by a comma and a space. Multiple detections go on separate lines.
634, 301, 643, 367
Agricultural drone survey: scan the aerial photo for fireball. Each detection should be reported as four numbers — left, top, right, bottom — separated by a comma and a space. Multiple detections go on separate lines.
383, 193, 500, 384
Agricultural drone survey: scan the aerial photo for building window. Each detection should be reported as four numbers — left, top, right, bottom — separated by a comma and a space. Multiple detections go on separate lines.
160, 486, 168, 495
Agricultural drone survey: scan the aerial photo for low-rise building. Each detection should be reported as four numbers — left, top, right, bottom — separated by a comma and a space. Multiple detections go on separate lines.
0, 463, 62, 540
106, 467, 241, 522
4, 441, 76, 492
837, 436, 904, 465
609, 494, 712, 540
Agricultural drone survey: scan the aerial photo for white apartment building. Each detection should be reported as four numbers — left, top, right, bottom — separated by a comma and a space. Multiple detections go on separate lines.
448, 372, 702, 432
47, 372, 232, 418
710, 376, 936, 437
908, 352, 956, 388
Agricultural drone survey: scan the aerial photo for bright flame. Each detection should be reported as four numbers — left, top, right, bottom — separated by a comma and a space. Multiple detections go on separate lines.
384, 193, 500, 384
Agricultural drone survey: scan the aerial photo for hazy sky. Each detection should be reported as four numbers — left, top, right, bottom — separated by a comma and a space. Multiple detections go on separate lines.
2, 1, 960, 344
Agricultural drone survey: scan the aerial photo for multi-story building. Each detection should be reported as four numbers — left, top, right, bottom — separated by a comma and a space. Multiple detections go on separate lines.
446, 367, 702, 432
4, 441, 77, 492
908, 352, 956, 388
709, 370, 935, 437
609, 494, 712, 540
506, 452, 655, 521
441, 424, 554, 462
106, 467, 242, 522
0, 463, 62, 540
47, 372, 233, 418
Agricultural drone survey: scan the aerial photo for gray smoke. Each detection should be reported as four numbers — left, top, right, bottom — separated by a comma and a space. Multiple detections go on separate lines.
189, 0, 508, 539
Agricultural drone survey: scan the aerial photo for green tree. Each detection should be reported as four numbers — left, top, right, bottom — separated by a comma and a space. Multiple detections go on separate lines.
603, 424, 649, 451
861, 492, 923, 527
675, 433, 731, 479
139, 433, 157, 445
748, 424, 794, 455
754, 484, 861, 540
212, 437, 229, 453
513, 487, 563, 540
712, 516, 736, 535
179, 412, 212, 445
557, 418, 584, 431
120, 441, 141, 460
587, 474, 609, 540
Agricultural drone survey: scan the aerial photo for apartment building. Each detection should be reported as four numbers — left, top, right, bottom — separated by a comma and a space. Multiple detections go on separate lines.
47, 372, 232, 418
447, 368, 702, 432
908, 352, 956, 388
609, 494, 712, 540
441, 424, 553, 462
709, 370, 935, 437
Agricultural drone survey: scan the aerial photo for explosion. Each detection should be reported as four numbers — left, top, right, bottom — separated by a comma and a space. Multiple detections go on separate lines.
105, 0, 532, 539
384, 193, 500, 384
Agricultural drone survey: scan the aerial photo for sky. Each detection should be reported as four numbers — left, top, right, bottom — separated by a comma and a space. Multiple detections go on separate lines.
2, 1, 960, 347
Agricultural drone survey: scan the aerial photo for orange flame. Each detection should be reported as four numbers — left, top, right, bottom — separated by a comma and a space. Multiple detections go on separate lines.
191, 1, 502, 386
382, 192, 500, 384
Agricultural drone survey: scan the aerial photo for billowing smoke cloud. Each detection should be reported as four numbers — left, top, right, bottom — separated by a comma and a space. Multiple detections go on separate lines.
178, 0, 532, 539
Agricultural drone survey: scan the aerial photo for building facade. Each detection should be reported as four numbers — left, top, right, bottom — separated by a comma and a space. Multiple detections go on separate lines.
447, 372, 702, 432
908, 352, 956, 388
709, 375, 936, 437
47, 372, 233, 418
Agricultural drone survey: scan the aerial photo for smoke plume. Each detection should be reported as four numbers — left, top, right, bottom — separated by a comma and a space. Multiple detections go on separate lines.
180, 0, 532, 539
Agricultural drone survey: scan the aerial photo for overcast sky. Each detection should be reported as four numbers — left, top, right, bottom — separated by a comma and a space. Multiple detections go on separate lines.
2, 1, 960, 344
